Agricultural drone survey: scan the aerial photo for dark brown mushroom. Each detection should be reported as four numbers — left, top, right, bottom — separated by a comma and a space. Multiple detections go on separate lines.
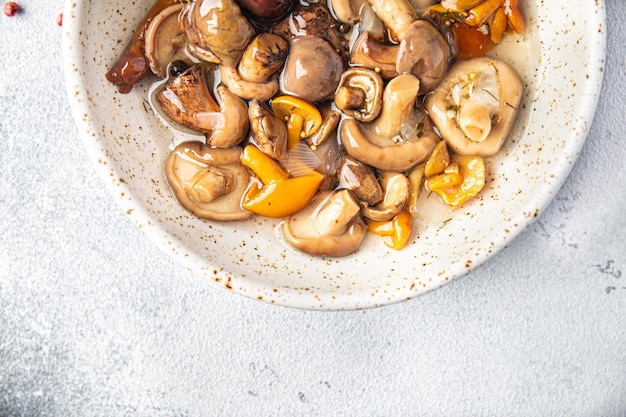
337, 156, 383, 206
155, 65, 219, 134
165, 142, 252, 221
105, 0, 179, 93
279, 35, 345, 103
248, 100, 288, 160
272, 3, 347, 54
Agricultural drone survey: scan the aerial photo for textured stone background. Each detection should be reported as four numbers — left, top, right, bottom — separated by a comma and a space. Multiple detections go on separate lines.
1, 1, 625, 416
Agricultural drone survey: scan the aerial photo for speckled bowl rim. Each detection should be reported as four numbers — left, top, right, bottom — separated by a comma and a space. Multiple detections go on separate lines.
62, 0, 606, 310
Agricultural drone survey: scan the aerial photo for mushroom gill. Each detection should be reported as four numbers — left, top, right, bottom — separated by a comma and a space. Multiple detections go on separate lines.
424, 57, 523, 156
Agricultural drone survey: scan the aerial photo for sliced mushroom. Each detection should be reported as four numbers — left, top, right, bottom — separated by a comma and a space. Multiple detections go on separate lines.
424, 57, 523, 156
279, 36, 345, 103
182, 0, 255, 66
105, 0, 179, 93
334, 67, 384, 122
219, 65, 280, 101
282, 190, 367, 257
349, 32, 399, 80
248, 100, 288, 160
155, 65, 219, 134
306, 106, 341, 146
366, 0, 417, 41
337, 156, 383, 206
238, 33, 289, 83
361, 171, 410, 221
396, 19, 450, 94
194, 86, 249, 148
144, 3, 190, 79
340, 74, 439, 172
165, 142, 252, 221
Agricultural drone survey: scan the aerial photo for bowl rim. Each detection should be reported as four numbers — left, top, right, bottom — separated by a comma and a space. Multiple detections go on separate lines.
62, 0, 607, 310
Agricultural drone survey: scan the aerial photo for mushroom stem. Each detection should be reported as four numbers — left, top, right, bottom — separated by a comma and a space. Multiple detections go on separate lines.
366, 0, 417, 41
368, 74, 420, 139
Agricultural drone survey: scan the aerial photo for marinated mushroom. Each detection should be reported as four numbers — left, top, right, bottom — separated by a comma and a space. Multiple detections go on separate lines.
349, 32, 399, 80
272, 3, 347, 54
396, 19, 450, 93
306, 106, 341, 147
248, 100, 288, 160
237, 33, 289, 83
105, 0, 179, 93
144, 3, 190, 79
282, 190, 367, 257
360, 171, 410, 221
194, 86, 249, 148
424, 57, 523, 156
337, 156, 383, 206
182, 0, 255, 66
334, 67, 384, 122
155, 65, 219, 134
330, 0, 367, 23
366, 0, 418, 41
340, 74, 439, 172
279, 36, 345, 103
219, 65, 280, 101
165, 142, 252, 221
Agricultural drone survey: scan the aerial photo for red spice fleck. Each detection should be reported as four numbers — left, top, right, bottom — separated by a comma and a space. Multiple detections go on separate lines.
56, 12, 63, 26
3, 2, 21, 16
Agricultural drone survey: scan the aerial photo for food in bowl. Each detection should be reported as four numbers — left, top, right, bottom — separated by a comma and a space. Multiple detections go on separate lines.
104, 0, 525, 257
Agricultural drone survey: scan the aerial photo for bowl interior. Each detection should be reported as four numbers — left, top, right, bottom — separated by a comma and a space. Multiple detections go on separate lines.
63, 0, 606, 309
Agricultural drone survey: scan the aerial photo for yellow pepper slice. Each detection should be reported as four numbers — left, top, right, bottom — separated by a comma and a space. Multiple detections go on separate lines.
424, 140, 450, 177
367, 211, 413, 250
286, 113, 304, 150
271, 95, 322, 148
241, 144, 289, 184
432, 155, 485, 207
240, 145, 324, 218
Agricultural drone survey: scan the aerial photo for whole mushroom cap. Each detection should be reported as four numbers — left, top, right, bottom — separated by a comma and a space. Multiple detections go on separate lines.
279, 36, 345, 103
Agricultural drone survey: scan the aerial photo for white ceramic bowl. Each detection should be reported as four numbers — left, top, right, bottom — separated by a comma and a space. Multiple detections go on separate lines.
62, 0, 606, 310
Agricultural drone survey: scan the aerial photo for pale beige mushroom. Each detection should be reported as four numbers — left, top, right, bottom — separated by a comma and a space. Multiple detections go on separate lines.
360, 171, 410, 221
165, 142, 252, 221
330, 0, 367, 23
219, 65, 280, 101
194, 86, 249, 148
349, 32, 399, 80
282, 190, 367, 257
334, 67, 384, 122
366, 0, 417, 41
340, 74, 439, 172
144, 3, 189, 78
424, 57, 523, 156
